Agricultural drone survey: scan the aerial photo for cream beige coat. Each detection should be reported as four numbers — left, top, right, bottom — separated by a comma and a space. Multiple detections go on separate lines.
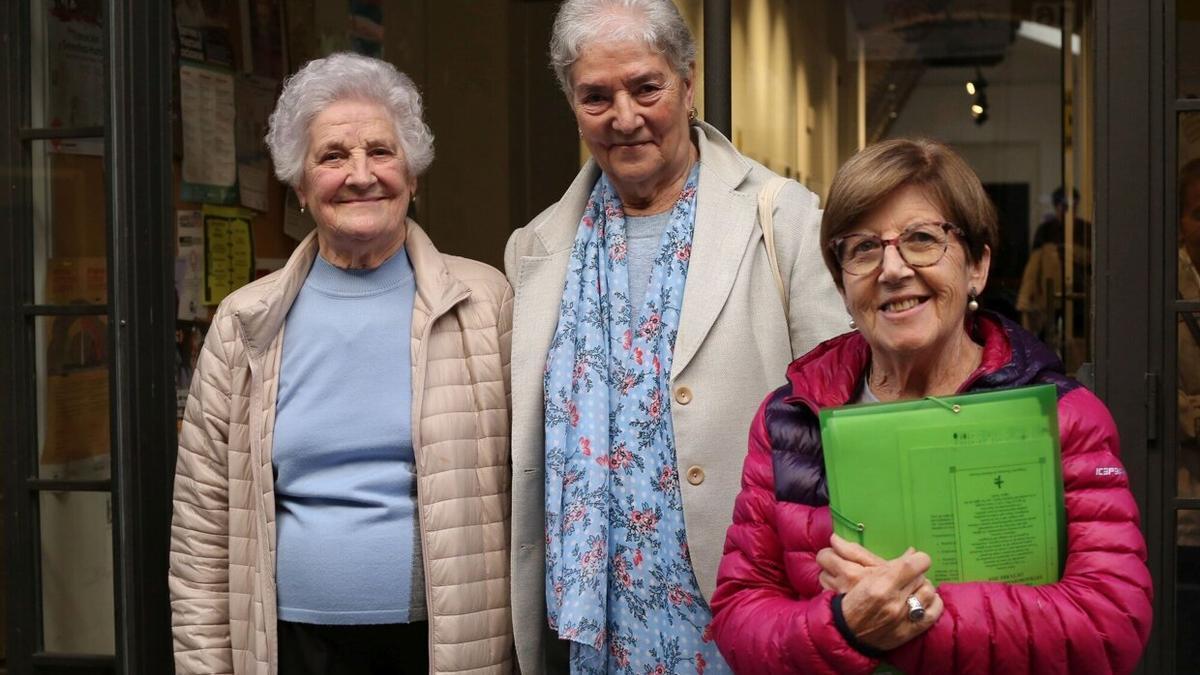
170, 222, 514, 675
504, 122, 846, 673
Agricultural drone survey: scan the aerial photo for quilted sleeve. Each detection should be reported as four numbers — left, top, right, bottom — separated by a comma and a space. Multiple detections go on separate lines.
887, 387, 1153, 675
709, 396, 879, 675
169, 315, 236, 674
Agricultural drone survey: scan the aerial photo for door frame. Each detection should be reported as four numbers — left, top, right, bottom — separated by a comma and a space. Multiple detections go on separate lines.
1093, 0, 1169, 671
0, 1, 176, 672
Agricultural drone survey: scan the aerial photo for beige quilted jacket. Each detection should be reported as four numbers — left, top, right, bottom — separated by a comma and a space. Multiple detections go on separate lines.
170, 222, 514, 675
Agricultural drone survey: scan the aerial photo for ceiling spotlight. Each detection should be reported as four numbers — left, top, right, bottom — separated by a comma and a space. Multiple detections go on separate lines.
970, 94, 989, 125
967, 67, 989, 126
966, 68, 987, 97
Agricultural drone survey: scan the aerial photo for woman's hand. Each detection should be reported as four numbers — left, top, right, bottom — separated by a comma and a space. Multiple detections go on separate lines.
817, 533, 885, 593
818, 534, 943, 652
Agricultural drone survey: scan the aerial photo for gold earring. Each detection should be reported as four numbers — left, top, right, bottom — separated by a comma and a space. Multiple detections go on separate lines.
688, 107, 697, 122
578, 128, 583, 138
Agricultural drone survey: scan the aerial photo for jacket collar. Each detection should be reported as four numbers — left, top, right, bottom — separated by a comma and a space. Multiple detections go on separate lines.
404, 219, 471, 314
782, 311, 1062, 410
235, 219, 468, 358
519, 120, 759, 380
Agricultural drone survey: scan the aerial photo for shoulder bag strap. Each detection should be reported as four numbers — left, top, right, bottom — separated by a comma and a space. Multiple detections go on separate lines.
758, 176, 792, 314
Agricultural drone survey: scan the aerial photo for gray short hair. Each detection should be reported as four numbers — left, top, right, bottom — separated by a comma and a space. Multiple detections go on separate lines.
549, 0, 696, 100
265, 53, 435, 188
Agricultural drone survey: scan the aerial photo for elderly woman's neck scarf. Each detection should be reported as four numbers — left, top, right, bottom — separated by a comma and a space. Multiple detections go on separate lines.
543, 164, 729, 674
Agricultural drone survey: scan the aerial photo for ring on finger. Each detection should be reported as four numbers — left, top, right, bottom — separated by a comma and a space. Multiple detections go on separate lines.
905, 594, 926, 622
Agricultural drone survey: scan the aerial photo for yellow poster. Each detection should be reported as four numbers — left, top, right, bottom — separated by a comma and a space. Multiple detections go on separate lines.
203, 205, 255, 305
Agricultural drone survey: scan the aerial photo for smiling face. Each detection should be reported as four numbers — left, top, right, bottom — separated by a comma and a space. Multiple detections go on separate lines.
840, 184, 991, 361
296, 99, 415, 266
570, 40, 695, 206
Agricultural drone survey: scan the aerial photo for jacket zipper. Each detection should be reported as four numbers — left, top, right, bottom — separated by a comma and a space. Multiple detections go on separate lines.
411, 288, 470, 674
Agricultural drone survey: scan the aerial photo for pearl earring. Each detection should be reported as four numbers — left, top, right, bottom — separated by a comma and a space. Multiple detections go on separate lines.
967, 289, 979, 312
849, 317, 857, 329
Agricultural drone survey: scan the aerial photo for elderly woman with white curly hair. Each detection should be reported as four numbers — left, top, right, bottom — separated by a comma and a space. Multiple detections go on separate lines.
504, 1, 845, 673
169, 52, 514, 675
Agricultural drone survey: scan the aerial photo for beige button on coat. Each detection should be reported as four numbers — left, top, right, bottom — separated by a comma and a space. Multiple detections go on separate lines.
503, 122, 847, 674
170, 222, 514, 675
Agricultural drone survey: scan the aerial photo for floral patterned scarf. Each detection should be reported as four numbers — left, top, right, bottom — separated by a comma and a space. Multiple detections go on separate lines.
543, 164, 728, 674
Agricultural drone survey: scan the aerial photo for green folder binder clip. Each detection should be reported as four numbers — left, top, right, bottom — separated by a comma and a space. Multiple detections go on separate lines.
819, 384, 1066, 587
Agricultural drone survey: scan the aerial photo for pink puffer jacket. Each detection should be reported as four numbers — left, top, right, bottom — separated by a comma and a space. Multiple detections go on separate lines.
710, 312, 1153, 674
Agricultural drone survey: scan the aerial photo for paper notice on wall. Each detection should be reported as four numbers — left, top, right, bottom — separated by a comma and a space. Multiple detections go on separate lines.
203, 205, 255, 305
181, 63, 238, 204
42, 257, 111, 478
241, 0, 287, 78
45, 4, 104, 155
175, 0, 235, 66
40, 490, 116, 653
46, 257, 107, 304
235, 75, 277, 212
176, 210, 206, 320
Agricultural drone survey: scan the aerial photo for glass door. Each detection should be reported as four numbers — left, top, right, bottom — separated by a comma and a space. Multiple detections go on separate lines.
1170, 2, 1200, 672
1, 1, 175, 673
825, 0, 1094, 370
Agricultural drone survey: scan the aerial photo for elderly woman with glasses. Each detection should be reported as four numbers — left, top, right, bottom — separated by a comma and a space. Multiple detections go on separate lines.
709, 139, 1153, 674
503, 0, 844, 672
170, 53, 513, 674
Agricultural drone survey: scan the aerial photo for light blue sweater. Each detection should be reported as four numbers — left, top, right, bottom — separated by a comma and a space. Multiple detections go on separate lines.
273, 249, 425, 625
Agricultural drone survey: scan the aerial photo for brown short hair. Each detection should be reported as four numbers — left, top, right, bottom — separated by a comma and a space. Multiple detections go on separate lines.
820, 138, 998, 289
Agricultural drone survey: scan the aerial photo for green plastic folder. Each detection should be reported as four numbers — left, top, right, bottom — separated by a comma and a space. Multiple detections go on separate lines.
819, 384, 1066, 586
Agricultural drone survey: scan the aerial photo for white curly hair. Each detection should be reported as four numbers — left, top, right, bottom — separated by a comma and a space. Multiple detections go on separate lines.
265, 52, 435, 188
549, 0, 697, 100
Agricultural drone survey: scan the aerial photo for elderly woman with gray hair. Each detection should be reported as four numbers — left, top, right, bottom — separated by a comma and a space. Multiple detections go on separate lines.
504, 1, 845, 673
170, 53, 514, 675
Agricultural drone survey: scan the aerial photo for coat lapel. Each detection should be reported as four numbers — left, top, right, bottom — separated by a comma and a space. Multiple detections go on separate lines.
671, 123, 756, 379
509, 252, 571, 462
509, 162, 599, 471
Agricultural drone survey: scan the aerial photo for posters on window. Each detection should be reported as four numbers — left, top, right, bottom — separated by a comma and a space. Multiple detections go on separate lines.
235, 75, 277, 212
41, 257, 110, 478
176, 210, 206, 321
241, 0, 288, 78
45, 1, 104, 155
181, 63, 239, 204
202, 205, 255, 306
175, 0, 235, 67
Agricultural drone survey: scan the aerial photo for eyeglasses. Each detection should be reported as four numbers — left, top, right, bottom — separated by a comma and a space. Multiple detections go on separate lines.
830, 222, 964, 276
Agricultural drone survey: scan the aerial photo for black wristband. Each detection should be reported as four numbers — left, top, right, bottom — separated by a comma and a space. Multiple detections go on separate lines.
831, 593, 887, 660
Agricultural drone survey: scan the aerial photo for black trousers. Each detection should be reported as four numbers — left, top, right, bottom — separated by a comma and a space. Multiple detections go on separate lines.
277, 620, 429, 675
